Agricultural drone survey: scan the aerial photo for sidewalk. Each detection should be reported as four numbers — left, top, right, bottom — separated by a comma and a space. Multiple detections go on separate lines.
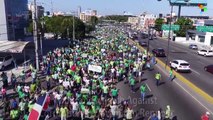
158, 37, 213, 50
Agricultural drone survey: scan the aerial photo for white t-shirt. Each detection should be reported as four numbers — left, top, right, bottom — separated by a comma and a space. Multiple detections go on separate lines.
111, 68, 115, 73
71, 101, 79, 111
24, 86, 30, 93
126, 108, 134, 119
55, 94, 62, 100
110, 105, 118, 116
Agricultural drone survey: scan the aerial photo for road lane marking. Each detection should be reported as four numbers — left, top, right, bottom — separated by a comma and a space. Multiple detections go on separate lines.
191, 69, 201, 75
156, 63, 213, 115
146, 83, 151, 92
130, 39, 213, 104
174, 80, 213, 115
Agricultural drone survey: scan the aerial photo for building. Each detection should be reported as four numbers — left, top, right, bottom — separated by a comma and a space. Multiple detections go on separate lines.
78, 6, 81, 17
0, 0, 28, 41
80, 13, 92, 22
127, 17, 140, 25
79, 9, 98, 22
28, 4, 44, 18
139, 12, 157, 30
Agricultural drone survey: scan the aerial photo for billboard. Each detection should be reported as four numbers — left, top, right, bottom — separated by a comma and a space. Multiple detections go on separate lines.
170, 0, 207, 6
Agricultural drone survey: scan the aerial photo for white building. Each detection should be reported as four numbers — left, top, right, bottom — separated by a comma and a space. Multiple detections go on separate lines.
139, 12, 157, 30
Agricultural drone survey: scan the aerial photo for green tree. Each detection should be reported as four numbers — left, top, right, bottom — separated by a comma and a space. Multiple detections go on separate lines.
174, 17, 195, 37
43, 16, 85, 39
155, 18, 164, 31
102, 15, 134, 22
89, 16, 99, 26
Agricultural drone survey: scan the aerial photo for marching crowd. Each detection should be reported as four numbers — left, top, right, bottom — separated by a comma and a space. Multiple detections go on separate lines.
0, 26, 210, 120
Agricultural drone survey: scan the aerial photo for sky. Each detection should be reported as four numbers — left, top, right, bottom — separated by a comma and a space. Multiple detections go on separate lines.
35, 0, 213, 17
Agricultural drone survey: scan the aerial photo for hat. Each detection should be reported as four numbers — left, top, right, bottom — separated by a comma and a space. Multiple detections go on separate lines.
206, 111, 210, 115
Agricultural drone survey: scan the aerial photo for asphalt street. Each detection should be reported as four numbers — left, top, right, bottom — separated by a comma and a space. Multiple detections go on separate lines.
137, 34, 213, 97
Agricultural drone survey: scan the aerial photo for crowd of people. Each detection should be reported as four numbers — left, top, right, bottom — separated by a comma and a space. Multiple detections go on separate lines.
0, 26, 210, 120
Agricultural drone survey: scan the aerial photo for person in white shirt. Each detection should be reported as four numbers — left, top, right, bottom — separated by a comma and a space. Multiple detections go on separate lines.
71, 99, 79, 116
126, 106, 134, 120
24, 85, 30, 93
110, 102, 118, 120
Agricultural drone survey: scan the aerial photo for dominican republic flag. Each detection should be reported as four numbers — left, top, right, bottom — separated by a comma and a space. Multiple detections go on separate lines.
28, 93, 48, 120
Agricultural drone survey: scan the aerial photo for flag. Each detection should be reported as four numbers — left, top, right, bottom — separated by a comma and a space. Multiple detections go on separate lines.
28, 93, 47, 120
43, 95, 50, 111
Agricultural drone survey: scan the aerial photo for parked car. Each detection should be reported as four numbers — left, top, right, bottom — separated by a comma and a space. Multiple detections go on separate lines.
197, 49, 213, 57
0, 54, 14, 70
152, 48, 166, 57
170, 60, 190, 72
204, 65, 213, 74
189, 44, 198, 50
139, 41, 147, 47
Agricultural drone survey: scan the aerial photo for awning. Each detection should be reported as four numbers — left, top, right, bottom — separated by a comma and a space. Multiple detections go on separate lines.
0, 41, 31, 53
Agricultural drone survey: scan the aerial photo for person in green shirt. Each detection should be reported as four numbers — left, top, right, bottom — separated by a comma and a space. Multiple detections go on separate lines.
140, 84, 147, 101
130, 77, 135, 92
10, 109, 19, 119
155, 72, 161, 86
60, 105, 68, 120
111, 87, 119, 99
102, 84, 109, 98
168, 69, 175, 81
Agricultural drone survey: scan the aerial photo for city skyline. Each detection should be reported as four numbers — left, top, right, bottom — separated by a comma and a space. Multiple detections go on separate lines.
36, 0, 213, 16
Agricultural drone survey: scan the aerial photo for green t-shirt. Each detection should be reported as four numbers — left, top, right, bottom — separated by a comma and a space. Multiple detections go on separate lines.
130, 78, 135, 85
66, 91, 72, 98
140, 85, 146, 93
30, 84, 36, 93
24, 114, 28, 120
92, 95, 98, 102
10, 110, 19, 119
111, 89, 118, 97
60, 107, 68, 117
102, 86, 108, 93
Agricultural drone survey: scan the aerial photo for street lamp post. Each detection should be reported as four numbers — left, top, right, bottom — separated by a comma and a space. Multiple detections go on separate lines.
158, 0, 190, 67
166, 5, 174, 67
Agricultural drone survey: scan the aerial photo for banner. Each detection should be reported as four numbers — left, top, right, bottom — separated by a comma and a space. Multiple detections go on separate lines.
88, 64, 102, 73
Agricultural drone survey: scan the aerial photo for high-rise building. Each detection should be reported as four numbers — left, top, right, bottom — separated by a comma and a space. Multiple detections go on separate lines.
78, 6, 81, 17
28, 4, 45, 18
0, 0, 28, 41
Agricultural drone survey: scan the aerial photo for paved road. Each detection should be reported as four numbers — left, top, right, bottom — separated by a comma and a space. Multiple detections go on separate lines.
137, 34, 213, 97
115, 39, 210, 120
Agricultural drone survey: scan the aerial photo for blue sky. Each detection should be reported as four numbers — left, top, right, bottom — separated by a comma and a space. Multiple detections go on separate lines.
36, 0, 213, 16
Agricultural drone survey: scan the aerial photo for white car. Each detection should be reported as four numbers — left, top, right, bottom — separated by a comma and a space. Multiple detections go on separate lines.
170, 60, 190, 72
0, 55, 14, 70
197, 49, 213, 57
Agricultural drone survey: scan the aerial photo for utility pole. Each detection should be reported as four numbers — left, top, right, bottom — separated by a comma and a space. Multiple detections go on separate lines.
72, 13, 75, 40
33, 0, 39, 70
165, 5, 173, 68
40, 16, 44, 56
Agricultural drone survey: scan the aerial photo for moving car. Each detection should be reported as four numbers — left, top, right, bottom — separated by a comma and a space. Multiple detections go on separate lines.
197, 49, 213, 57
170, 60, 190, 72
152, 48, 166, 57
0, 54, 14, 70
139, 41, 147, 47
189, 44, 198, 50
204, 65, 213, 74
